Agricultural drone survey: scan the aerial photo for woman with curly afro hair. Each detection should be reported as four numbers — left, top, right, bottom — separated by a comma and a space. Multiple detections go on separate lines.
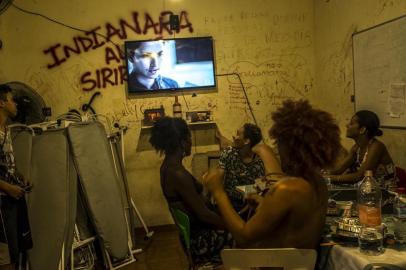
203, 100, 340, 248
149, 116, 231, 264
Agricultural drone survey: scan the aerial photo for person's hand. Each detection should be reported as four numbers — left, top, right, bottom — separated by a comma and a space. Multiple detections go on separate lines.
251, 143, 282, 175
321, 172, 336, 181
215, 129, 223, 140
16, 172, 33, 192
254, 177, 267, 191
215, 129, 232, 150
5, 183, 25, 200
24, 181, 33, 192
245, 193, 262, 209
320, 169, 331, 175
202, 169, 225, 196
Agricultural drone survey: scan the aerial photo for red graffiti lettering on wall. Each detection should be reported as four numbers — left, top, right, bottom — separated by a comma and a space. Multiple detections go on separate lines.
43, 11, 193, 69
79, 45, 127, 92
80, 65, 127, 92
105, 45, 124, 65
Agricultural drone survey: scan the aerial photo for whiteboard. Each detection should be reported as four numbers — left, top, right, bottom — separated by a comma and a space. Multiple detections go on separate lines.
353, 15, 406, 128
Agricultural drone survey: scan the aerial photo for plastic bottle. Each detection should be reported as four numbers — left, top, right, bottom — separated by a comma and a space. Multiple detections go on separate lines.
320, 169, 332, 189
394, 187, 406, 244
173, 96, 182, 118
357, 170, 384, 255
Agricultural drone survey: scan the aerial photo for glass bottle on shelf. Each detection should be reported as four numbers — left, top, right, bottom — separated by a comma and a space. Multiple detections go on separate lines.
173, 96, 182, 118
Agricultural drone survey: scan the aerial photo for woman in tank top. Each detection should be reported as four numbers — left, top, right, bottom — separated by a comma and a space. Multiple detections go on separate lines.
328, 110, 396, 187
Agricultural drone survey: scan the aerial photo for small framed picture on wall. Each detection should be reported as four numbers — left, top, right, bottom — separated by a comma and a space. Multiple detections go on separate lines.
143, 107, 165, 126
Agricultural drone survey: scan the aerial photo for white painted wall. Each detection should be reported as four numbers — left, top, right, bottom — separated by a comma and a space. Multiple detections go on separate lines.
314, 0, 406, 169
2, 0, 405, 226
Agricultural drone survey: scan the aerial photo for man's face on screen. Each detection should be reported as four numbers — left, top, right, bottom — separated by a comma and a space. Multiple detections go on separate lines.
131, 41, 164, 80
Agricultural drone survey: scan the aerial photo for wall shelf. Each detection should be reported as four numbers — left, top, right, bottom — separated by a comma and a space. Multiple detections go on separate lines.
141, 121, 217, 130
137, 121, 218, 152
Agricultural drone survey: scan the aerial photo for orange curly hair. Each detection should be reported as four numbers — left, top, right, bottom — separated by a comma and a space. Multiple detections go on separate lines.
269, 99, 340, 180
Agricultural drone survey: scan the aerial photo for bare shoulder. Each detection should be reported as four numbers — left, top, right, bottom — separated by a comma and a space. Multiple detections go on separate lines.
367, 140, 387, 157
268, 177, 313, 199
165, 166, 191, 186
349, 144, 358, 154
252, 143, 273, 154
277, 176, 312, 189
371, 139, 386, 149
259, 177, 315, 214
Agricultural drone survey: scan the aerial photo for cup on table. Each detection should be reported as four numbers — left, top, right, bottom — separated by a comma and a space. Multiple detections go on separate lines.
358, 225, 385, 255
336, 201, 354, 217
321, 169, 332, 188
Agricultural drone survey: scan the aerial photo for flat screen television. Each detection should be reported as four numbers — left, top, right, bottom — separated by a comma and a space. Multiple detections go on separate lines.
124, 37, 216, 94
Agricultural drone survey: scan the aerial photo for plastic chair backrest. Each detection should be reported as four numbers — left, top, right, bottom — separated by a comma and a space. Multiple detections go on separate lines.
221, 248, 317, 270
170, 207, 191, 249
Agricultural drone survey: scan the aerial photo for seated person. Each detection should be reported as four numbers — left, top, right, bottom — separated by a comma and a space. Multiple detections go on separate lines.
127, 40, 179, 91
216, 124, 282, 211
327, 110, 396, 187
203, 100, 341, 248
149, 117, 230, 263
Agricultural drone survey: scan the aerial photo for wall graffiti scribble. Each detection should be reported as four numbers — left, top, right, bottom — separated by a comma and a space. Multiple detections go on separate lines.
43, 11, 193, 70
41, 10, 194, 92
80, 65, 127, 91
226, 54, 312, 104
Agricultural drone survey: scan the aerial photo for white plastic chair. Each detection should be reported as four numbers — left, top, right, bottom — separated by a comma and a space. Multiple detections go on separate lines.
221, 248, 317, 270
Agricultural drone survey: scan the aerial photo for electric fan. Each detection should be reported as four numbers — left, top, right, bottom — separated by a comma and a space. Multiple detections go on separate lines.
6, 81, 48, 125
0, 0, 13, 15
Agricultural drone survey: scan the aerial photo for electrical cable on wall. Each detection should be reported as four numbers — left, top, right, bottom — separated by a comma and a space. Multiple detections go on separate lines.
11, 3, 191, 112
180, 90, 190, 111
216, 73, 258, 126
11, 3, 123, 53
0, 0, 13, 15
193, 129, 197, 153
10, 3, 255, 128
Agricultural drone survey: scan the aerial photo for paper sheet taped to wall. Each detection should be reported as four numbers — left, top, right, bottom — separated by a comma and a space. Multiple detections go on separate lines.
353, 15, 406, 127
388, 83, 406, 118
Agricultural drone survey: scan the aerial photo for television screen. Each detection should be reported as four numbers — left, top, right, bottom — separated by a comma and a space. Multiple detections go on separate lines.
124, 37, 216, 94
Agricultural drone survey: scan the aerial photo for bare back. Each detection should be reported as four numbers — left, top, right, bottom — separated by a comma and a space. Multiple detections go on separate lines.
160, 161, 224, 229
244, 176, 327, 249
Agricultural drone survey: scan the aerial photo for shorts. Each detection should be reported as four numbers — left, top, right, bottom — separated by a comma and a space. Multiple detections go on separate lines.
0, 195, 33, 265
0, 200, 9, 265
0, 242, 11, 265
